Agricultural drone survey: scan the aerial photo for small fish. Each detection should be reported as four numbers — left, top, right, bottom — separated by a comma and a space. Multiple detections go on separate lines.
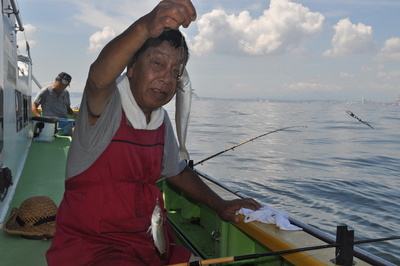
149, 200, 166, 254
175, 68, 192, 161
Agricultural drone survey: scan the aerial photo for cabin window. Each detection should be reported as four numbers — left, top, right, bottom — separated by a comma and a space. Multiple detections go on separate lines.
23, 95, 30, 127
15, 90, 23, 132
14, 91, 30, 132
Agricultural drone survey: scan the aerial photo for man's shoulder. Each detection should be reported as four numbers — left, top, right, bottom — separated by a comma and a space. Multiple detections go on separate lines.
35, 86, 50, 98
39, 86, 52, 94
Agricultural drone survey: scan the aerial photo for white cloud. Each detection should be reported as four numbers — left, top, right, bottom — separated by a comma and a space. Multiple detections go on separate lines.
87, 26, 116, 54
339, 72, 355, 78
376, 37, 400, 62
376, 70, 400, 80
361, 64, 384, 72
17, 24, 37, 50
286, 81, 339, 91
323, 18, 376, 57
191, 0, 324, 56
72, 0, 155, 32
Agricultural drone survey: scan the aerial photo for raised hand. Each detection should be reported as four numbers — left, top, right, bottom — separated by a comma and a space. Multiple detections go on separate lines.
140, 0, 197, 39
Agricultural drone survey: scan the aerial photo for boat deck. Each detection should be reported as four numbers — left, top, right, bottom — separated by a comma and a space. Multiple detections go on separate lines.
0, 137, 70, 266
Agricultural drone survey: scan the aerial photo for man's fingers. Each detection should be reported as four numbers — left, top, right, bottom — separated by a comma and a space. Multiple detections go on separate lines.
143, 0, 196, 38
236, 198, 261, 211
160, 0, 196, 28
162, 0, 196, 21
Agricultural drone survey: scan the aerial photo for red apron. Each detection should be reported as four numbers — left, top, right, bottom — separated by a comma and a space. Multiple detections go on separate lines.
47, 111, 191, 265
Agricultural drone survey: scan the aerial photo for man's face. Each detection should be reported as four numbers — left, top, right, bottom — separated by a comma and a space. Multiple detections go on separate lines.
53, 80, 68, 94
127, 41, 184, 115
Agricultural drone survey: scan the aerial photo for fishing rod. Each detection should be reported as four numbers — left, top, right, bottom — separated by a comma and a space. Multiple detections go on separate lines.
346, 110, 374, 129
193, 126, 307, 166
168, 236, 400, 266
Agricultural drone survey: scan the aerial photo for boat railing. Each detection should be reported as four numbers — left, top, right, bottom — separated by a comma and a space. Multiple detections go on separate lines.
6, 0, 24, 31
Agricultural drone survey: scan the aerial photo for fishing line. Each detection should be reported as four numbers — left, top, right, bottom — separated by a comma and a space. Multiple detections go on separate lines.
178, 33, 186, 82
193, 126, 307, 166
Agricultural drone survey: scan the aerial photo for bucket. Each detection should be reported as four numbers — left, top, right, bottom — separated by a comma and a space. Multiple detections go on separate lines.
33, 121, 56, 142
56, 118, 74, 136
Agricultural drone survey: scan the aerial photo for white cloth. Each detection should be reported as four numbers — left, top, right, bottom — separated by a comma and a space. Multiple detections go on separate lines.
117, 73, 164, 130
238, 206, 302, 231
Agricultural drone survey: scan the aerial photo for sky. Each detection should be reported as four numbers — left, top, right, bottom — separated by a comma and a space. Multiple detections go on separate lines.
15, 0, 400, 103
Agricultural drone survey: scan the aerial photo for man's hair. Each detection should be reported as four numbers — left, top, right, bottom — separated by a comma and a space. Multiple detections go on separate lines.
131, 30, 189, 66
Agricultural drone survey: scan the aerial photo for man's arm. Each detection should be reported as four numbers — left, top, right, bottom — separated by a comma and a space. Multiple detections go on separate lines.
67, 105, 77, 118
85, 0, 196, 125
31, 102, 41, 117
168, 166, 261, 223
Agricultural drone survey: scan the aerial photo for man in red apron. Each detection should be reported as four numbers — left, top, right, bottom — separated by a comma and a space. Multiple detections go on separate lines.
47, 1, 260, 265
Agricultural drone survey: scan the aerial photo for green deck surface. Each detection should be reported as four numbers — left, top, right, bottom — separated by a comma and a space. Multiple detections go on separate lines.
0, 137, 70, 266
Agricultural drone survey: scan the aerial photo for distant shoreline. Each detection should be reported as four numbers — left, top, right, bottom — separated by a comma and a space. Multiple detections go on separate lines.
37, 91, 399, 107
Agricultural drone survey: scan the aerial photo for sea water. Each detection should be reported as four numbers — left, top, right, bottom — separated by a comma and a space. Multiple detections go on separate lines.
165, 98, 400, 264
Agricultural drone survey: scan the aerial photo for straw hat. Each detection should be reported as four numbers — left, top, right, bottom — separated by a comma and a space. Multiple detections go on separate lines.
3, 196, 57, 240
